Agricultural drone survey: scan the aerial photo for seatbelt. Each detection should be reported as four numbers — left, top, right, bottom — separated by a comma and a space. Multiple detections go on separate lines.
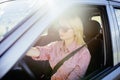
51, 44, 86, 76
50, 33, 100, 77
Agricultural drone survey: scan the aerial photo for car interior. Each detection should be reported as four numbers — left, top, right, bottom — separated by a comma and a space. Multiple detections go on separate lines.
2, 6, 105, 80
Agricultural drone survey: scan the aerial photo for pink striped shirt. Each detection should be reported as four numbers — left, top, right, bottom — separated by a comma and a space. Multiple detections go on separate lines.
33, 41, 91, 80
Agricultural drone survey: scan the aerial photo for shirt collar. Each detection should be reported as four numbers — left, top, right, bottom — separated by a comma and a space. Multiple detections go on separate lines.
61, 41, 79, 52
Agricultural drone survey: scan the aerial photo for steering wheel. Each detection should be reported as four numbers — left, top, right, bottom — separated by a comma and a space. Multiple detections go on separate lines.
19, 60, 37, 80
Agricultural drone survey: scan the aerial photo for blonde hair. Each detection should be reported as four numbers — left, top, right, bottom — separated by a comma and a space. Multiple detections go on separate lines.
57, 16, 85, 45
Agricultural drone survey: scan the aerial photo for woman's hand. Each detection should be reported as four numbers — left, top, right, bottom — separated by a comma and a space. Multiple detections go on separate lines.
26, 47, 40, 57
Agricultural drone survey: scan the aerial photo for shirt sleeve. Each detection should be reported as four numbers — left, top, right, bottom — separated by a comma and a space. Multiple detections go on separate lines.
32, 42, 56, 61
67, 47, 91, 80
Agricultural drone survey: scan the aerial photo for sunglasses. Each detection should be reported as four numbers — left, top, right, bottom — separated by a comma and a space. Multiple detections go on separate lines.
59, 26, 71, 32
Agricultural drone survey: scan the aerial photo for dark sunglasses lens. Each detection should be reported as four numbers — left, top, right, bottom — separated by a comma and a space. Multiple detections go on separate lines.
59, 27, 69, 32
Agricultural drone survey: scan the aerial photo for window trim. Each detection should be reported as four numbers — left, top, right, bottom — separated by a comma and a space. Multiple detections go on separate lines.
106, 2, 120, 65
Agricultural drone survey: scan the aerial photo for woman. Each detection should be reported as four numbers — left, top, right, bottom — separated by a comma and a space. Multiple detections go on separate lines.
26, 16, 91, 80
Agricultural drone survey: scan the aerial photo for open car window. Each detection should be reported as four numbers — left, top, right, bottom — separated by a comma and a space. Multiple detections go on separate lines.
29, 5, 114, 80
22, 6, 106, 79
0, 0, 37, 41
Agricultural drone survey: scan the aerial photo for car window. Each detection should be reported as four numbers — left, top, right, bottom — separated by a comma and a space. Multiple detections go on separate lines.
0, 0, 37, 41
25, 6, 106, 79
114, 8, 120, 62
115, 8, 120, 27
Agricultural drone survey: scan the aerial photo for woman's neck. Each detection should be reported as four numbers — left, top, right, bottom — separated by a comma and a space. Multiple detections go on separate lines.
64, 38, 74, 47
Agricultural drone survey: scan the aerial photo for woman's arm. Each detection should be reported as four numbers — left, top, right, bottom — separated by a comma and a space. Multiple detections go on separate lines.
26, 41, 57, 60
26, 47, 40, 57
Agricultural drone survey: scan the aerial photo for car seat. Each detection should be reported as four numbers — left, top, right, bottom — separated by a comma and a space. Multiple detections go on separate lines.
84, 20, 104, 76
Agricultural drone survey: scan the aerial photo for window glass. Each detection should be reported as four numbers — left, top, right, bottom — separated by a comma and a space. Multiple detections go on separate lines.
0, 0, 37, 40
114, 8, 120, 62
115, 8, 120, 27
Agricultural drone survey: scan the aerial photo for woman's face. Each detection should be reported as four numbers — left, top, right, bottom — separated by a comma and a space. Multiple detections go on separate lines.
59, 27, 75, 40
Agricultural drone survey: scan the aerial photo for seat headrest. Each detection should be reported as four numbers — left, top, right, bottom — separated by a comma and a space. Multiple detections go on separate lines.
84, 20, 101, 39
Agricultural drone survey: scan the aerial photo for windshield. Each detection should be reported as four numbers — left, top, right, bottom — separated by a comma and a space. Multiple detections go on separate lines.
0, 0, 37, 41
